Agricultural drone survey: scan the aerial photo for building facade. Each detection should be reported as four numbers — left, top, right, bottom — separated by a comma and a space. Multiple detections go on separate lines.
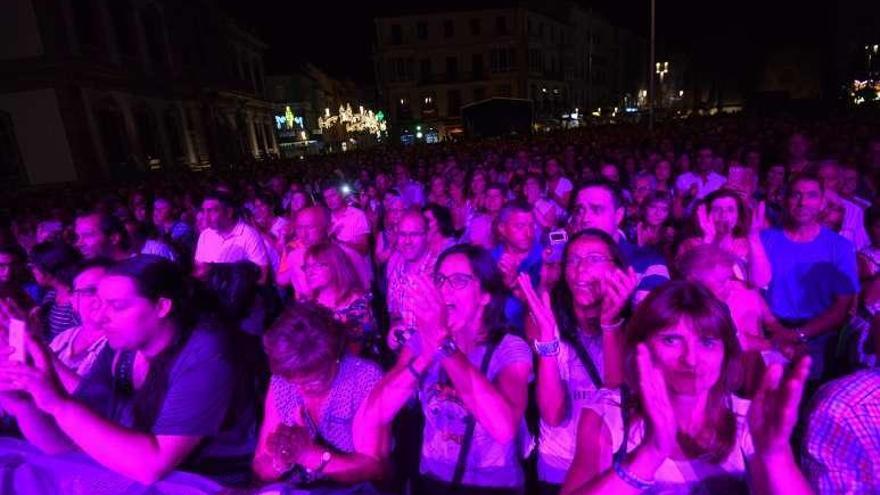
0, 0, 277, 187
374, 1, 647, 136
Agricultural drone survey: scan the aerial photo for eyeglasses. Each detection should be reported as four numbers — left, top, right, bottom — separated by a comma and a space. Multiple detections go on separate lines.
567, 253, 614, 268
433, 273, 475, 291
302, 262, 329, 272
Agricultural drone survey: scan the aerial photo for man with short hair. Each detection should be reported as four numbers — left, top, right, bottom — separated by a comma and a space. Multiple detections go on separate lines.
394, 163, 425, 208
323, 181, 373, 289
760, 174, 859, 380
463, 183, 507, 249
153, 197, 195, 251
493, 200, 543, 329
194, 190, 269, 282
385, 210, 434, 318
675, 145, 726, 201
571, 180, 669, 301
817, 160, 869, 250
74, 212, 132, 261
277, 206, 330, 300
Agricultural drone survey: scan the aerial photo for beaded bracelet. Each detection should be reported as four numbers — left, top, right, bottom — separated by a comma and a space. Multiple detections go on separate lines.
613, 461, 655, 490
600, 318, 625, 331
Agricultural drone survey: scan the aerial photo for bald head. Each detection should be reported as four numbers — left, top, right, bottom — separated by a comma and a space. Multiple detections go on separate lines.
294, 206, 330, 247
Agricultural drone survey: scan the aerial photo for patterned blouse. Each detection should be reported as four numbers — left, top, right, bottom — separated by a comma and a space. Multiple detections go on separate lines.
270, 356, 384, 453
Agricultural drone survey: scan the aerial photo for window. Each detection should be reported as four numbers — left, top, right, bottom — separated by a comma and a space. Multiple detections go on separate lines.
443, 20, 454, 38
142, 5, 168, 68
108, 0, 136, 57
445, 56, 458, 81
473, 87, 487, 102
133, 105, 161, 168
94, 100, 130, 172
529, 49, 544, 73
72, 0, 99, 48
0, 112, 22, 182
495, 16, 508, 35
472, 54, 484, 78
495, 84, 512, 97
417, 22, 428, 40
419, 58, 432, 82
164, 108, 185, 162
489, 47, 516, 73
447, 90, 462, 116
389, 57, 413, 82
391, 24, 402, 45
469, 18, 482, 36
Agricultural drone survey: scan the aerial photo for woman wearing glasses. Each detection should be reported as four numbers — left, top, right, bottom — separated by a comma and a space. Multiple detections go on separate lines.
48, 259, 113, 377
517, 229, 636, 495
366, 244, 533, 495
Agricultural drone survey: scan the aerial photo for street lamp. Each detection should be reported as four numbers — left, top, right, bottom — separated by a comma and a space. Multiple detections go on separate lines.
655, 61, 669, 83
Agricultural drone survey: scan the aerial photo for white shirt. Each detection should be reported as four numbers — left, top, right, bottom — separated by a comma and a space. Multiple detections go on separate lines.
330, 206, 370, 243
675, 171, 727, 199
194, 220, 269, 267
838, 197, 869, 251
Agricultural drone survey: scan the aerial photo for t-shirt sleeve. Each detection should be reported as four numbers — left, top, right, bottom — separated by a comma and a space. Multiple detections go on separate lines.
488, 334, 533, 382
152, 331, 235, 437
245, 230, 270, 267
193, 232, 209, 263
833, 237, 860, 297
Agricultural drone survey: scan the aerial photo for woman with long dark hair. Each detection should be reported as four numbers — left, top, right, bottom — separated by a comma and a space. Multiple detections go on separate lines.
0, 255, 256, 487
562, 281, 812, 495
517, 229, 636, 495
366, 244, 533, 494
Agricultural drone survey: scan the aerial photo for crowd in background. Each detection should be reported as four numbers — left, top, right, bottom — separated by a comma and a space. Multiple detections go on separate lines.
0, 112, 878, 494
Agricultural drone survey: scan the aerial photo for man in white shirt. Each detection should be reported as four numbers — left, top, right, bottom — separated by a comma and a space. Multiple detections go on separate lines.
545, 158, 573, 208
194, 190, 269, 282
322, 181, 373, 289
818, 160, 869, 250
675, 145, 726, 201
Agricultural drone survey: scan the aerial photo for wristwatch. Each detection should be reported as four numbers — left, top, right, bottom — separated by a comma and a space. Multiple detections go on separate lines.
438, 336, 459, 358
533, 338, 561, 357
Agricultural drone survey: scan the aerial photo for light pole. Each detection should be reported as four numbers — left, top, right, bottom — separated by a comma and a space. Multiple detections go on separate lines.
648, 0, 655, 131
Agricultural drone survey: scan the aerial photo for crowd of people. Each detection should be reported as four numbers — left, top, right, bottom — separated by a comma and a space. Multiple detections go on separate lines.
0, 113, 878, 494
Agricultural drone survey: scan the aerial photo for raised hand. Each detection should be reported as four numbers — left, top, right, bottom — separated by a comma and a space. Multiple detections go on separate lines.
599, 267, 637, 326
517, 272, 557, 342
405, 274, 449, 352
750, 201, 766, 237
696, 203, 716, 243
636, 344, 677, 459
748, 356, 811, 457
0, 333, 67, 414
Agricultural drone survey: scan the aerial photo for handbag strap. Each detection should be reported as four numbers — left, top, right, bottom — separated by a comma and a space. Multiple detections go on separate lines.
567, 333, 603, 389
450, 340, 499, 489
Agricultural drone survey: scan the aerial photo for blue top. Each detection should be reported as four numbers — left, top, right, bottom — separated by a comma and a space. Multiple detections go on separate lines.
491, 243, 543, 332
74, 325, 257, 485
617, 238, 669, 294
760, 227, 859, 322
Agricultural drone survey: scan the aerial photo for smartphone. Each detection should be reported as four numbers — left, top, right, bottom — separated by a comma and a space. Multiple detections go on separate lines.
548, 230, 568, 245
8, 318, 25, 362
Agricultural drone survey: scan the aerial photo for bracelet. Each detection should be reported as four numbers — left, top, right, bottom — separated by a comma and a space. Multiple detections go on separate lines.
600, 318, 625, 331
406, 357, 425, 381
613, 460, 655, 490
533, 338, 561, 357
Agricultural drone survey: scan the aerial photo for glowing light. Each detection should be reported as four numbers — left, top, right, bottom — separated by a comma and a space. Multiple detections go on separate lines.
300, 131, 307, 140
284, 106, 295, 130
416, 131, 423, 139
318, 103, 388, 135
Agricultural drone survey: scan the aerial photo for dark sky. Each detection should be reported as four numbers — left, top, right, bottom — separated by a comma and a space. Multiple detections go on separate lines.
220, 0, 832, 88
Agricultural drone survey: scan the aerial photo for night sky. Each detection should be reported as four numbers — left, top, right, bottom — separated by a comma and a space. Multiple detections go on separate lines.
220, 0, 832, 90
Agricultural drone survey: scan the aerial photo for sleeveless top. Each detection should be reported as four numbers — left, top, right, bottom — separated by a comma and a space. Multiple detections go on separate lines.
586, 388, 755, 495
